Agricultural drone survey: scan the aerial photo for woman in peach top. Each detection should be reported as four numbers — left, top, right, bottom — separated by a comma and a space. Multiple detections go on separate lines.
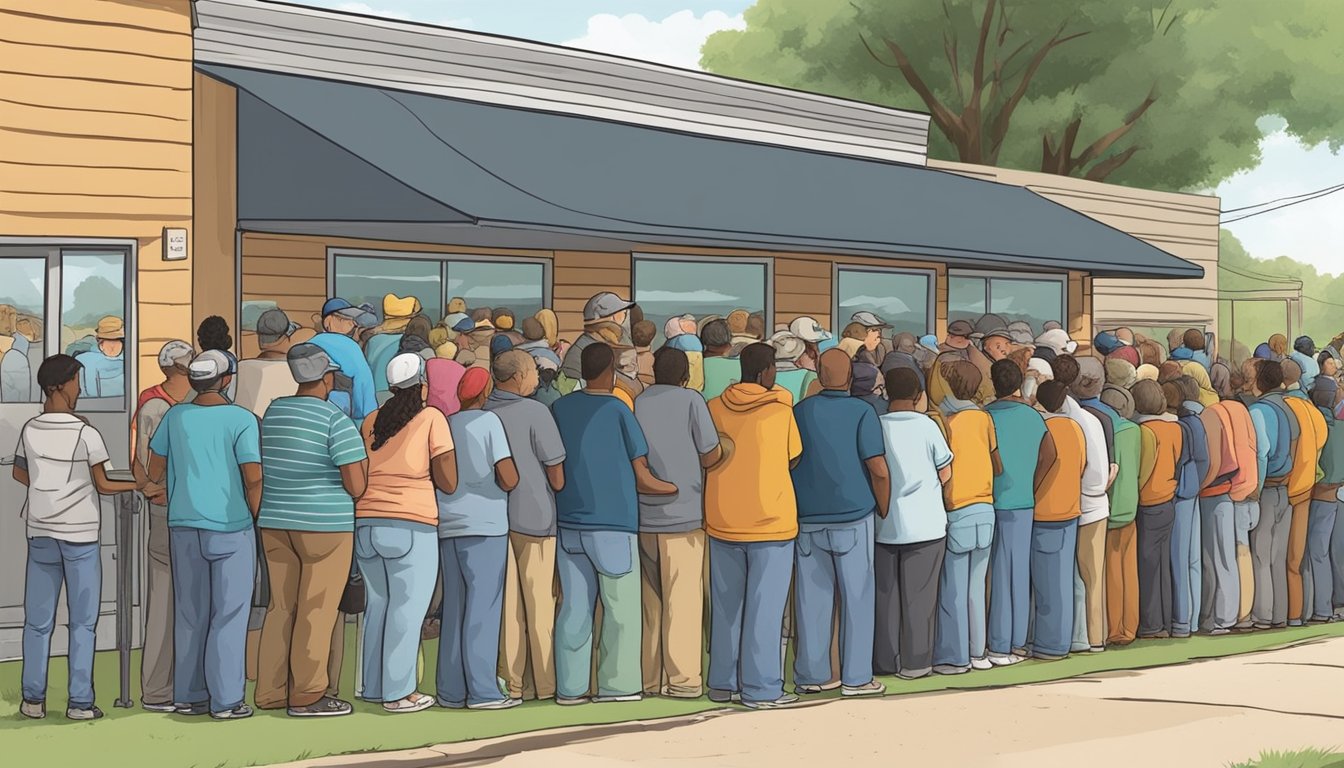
355, 353, 457, 714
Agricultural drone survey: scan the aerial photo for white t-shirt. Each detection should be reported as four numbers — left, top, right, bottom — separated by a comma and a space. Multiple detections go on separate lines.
15, 413, 110, 543
234, 358, 298, 419
877, 411, 953, 546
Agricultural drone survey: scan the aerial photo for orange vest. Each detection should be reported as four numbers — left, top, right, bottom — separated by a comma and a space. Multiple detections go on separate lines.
1036, 418, 1085, 522
1222, 400, 1260, 503
1139, 419, 1183, 506
1284, 396, 1328, 503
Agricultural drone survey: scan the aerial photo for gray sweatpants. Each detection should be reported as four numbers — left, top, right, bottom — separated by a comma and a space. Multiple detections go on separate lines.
874, 537, 945, 679
1199, 495, 1238, 631
1304, 499, 1338, 620
1250, 485, 1291, 626
142, 507, 174, 706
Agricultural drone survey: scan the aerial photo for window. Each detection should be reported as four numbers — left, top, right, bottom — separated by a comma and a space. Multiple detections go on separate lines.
632, 256, 771, 345
0, 257, 46, 404
61, 251, 128, 407
836, 267, 933, 337
949, 272, 1065, 336
330, 251, 549, 326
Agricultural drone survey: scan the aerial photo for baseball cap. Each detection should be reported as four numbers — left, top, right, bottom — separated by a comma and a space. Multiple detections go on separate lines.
457, 367, 491, 403
788, 316, 832, 343
321, 297, 377, 328
583, 292, 635, 322
188, 349, 238, 381
287, 343, 340, 384
851, 311, 892, 329
1295, 335, 1317, 355
442, 313, 475, 333
256, 308, 299, 346
769, 331, 806, 362
157, 340, 194, 369
972, 313, 1009, 340
489, 334, 515, 358
947, 319, 975, 338
385, 352, 426, 390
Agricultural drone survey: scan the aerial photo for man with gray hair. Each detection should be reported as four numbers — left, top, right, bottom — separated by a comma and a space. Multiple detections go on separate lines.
485, 349, 567, 701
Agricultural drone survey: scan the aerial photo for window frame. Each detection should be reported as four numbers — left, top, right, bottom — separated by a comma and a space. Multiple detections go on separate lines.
631, 253, 775, 337
325, 247, 553, 323
948, 268, 1068, 331
832, 264, 937, 338
0, 237, 136, 413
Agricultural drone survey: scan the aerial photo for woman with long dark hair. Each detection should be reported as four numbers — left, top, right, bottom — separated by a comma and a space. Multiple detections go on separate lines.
355, 353, 457, 713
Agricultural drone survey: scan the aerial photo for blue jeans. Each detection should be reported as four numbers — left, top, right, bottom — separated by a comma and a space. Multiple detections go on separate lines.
436, 535, 508, 706
355, 520, 438, 702
1030, 519, 1078, 657
1199, 494, 1239, 631
708, 537, 793, 703
1305, 500, 1338, 620
555, 529, 642, 699
22, 537, 101, 707
1171, 497, 1202, 635
934, 504, 994, 668
170, 527, 256, 712
793, 516, 875, 688
988, 508, 1033, 656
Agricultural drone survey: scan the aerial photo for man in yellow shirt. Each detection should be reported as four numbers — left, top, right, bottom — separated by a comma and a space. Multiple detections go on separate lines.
705, 343, 802, 709
1280, 359, 1329, 625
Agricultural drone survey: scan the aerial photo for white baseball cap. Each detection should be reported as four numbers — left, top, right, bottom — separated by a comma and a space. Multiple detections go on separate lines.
385, 352, 426, 389
788, 316, 832, 343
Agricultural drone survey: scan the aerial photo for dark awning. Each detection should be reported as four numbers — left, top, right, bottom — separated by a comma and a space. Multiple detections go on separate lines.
204, 64, 1201, 279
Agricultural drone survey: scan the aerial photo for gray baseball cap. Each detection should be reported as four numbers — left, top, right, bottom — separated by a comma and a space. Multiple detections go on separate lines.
188, 349, 238, 381
287, 343, 340, 384
157, 339, 194, 368
256, 308, 299, 346
583, 292, 635, 322
851, 311, 892, 329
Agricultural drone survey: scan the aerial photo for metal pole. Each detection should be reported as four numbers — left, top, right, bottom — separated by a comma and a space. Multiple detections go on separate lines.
115, 488, 136, 708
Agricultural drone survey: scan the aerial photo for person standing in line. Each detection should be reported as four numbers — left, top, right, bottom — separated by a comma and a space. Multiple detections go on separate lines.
131, 340, 195, 712
1224, 389, 1263, 629
771, 332, 819, 404
1279, 359, 1328, 625
931, 360, 1001, 674
355, 353, 457, 714
1197, 391, 1240, 634
1171, 376, 1212, 637
1247, 360, 1295, 629
984, 359, 1055, 666
254, 344, 368, 717
1094, 379, 1141, 648
1031, 381, 1087, 660
700, 319, 739, 401
148, 349, 262, 720
705, 343, 802, 708
873, 368, 951, 679
1305, 378, 1344, 622
559, 292, 636, 389
485, 350, 566, 702
14, 355, 138, 720
551, 342, 676, 705
634, 347, 722, 699
790, 349, 889, 697
75, 316, 126, 399
1132, 380, 1184, 638
434, 367, 521, 710
309, 298, 379, 423
366, 294, 423, 395
235, 309, 301, 419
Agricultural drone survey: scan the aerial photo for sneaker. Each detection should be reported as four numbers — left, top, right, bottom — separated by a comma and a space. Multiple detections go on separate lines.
1012, 647, 1030, 658
742, 694, 800, 710
288, 696, 353, 718
211, 704, 253, 721
1138, 631, 1171, 640
1288, 619, 1304, 628
841, 681, 886, 697
382, 694, 433, 714
20, 700, 45, 720
988, 653, 1024, 667
593, 693, 642, 704
794, 683, 834, 695
707, 690, 741, 704
174, 702, 210, 716
1088, 645, 1106, 654
1209, 628, 1232, 636
1309, 615, 1337, 624
555, 696, 590, 707
932, 664, 970, 675
143, 701, 177, 714
66, 705, 104, 721
468, 698, 522, 711
896, 668, 931, 680
969, 656, 993, 671
1030, 650, 1067, 662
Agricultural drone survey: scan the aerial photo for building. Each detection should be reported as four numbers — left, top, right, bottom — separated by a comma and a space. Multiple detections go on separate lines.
0, 0, 1211, 657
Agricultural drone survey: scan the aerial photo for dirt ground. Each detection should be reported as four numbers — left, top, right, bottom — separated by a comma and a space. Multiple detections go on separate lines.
347, 636, 1344, 768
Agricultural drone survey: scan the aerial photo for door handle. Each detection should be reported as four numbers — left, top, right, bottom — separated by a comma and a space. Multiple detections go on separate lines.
0, 455, 13, 466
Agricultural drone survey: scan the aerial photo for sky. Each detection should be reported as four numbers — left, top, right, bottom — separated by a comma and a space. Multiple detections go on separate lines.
296, 1, 1344, 277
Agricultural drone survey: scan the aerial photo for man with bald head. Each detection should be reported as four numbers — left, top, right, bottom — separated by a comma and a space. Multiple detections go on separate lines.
789, 349, 889, 697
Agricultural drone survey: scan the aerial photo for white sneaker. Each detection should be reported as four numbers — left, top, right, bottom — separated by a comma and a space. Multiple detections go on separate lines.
969, 657, 993, 671
592, 693, 642, 703
841, 681, 886, 697
742, 694, 800, 710
555, 696, 590, 706
932, 664, 969, 676
467, 698, 522, 711
988, 653, 1024, 667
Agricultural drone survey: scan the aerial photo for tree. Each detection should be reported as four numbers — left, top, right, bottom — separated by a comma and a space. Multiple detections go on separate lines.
1218, 230, 1344, 359
701, 0, 1344, 191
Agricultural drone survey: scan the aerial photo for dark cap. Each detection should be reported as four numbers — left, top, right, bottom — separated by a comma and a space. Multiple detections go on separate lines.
947, 319, 975, 338
287, 343, 339, 383
1295, 335, 1317, 355
256, 309, 298, 346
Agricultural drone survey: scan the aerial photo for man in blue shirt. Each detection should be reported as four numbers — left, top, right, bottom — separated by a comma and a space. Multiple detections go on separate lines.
1247, 360, 1297, 629
75, 316, 125, 400
148, 349, 262, 720
1291, 337, 1321, 393
1173, 376, 1212, 637
550, 342, 675, 705
308, 298, 378, 423
789, 349, 889, 698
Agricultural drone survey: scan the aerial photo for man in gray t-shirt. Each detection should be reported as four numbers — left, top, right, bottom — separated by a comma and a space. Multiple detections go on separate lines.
484, 350, 566, 701
632, 348, 722, 698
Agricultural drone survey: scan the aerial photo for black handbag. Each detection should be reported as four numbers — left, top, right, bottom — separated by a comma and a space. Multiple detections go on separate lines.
339, 563, 366, 614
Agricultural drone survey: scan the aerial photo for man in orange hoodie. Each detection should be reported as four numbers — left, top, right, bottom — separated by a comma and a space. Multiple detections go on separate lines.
1280, 360, 1329, 625
705, 343, 802, 709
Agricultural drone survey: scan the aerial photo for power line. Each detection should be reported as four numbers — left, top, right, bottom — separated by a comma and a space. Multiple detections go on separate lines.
1220, 181, 1344, 214
1304, 294, 1344, 310
1217, 263, 1303, 286
1222, 184, 1344, 224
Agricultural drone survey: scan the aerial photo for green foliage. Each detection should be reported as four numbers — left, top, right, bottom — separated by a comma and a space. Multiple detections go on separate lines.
1229, 748, 1344, 768
702, 0, 1344, 191
1218, 229, 1344, 356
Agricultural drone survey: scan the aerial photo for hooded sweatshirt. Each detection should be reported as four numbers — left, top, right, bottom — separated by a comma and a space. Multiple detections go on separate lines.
705, 383, 802, 542
1180, 362, 1220, 408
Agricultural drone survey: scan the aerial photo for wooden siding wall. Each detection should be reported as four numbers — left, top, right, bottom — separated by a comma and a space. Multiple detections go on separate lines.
193, 74, 238, 343
553, 252, 630, 339
0, 0, 195, 389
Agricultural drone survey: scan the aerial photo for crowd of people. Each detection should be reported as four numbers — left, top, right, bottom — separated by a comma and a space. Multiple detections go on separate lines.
13, 287, 1344, 722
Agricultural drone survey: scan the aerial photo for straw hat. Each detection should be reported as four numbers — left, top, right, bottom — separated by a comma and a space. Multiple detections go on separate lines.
95, 316, 125, 340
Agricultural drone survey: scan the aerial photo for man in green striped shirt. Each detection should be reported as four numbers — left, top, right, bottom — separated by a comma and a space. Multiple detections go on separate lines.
255, 344, 369, 717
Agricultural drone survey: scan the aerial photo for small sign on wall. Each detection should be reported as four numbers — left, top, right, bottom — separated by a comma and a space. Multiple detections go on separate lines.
163, 227, 188, 261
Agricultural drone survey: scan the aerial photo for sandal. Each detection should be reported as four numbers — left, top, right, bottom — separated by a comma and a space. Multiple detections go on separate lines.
383, 693, 434, 714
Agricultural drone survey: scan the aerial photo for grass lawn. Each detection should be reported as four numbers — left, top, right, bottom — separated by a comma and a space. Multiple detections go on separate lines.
4, 622, 1344, 768
1231, 748, 1344, 768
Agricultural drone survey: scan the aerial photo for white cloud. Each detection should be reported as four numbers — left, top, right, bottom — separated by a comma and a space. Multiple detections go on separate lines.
636, 288, 742, 303
562, 10, 746, 70
840, 296, 913, 316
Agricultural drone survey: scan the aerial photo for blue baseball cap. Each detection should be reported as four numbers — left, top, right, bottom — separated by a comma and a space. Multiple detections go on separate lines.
442, 312, 475, 333
321, 297, 377, 328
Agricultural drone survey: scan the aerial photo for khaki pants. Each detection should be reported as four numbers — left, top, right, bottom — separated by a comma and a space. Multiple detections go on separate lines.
1077, 520, 1107, 648
1287, 497, 1312, 623
254, 529, 353, 709
1104, 522, 1139, 644
639, 530, 706, 698
141, 508, 174, 705
498, 533, 557, 700
1237, 543, 1255, 625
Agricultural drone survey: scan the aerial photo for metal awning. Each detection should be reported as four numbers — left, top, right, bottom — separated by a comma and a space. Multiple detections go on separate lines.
205, 64, 1202, 279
